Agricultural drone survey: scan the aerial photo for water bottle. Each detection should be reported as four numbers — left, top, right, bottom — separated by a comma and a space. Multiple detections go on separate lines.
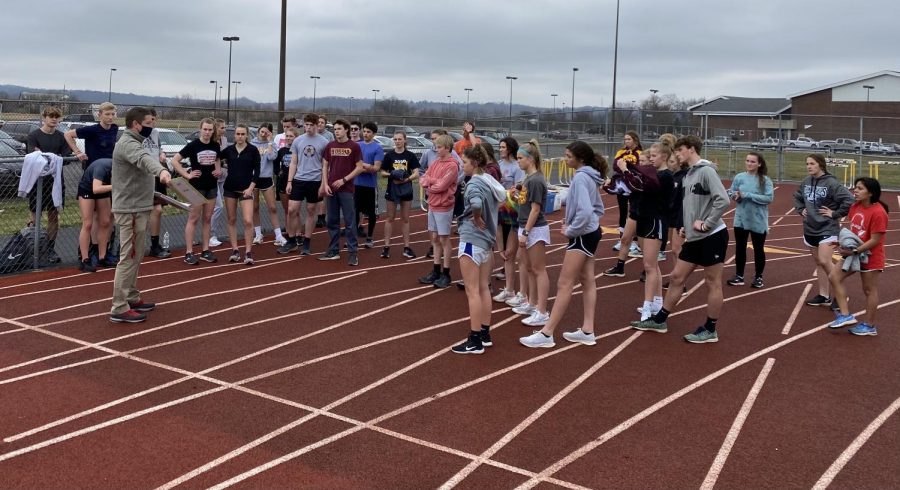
162, 231, 171, 250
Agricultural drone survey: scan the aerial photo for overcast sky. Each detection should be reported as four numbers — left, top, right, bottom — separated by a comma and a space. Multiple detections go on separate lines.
2, 0, 895, 108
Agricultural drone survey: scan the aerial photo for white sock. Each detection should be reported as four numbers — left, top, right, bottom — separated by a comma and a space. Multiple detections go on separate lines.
652, 296, 663, 311
254, 226, 262, 237
640, 302, 652, 321
274, 228, 284, 240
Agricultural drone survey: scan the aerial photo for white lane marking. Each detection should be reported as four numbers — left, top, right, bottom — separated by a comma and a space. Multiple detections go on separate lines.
514, 299, 900, 489
700, 358, 776, 490
812, 395, 900, 490
438, 332, 643, 489
783, 284, 813, 335
771, 204, 796, 226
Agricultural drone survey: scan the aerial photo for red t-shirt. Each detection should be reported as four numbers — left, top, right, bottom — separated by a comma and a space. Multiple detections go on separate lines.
848, 201, 888, 270
324, 140, 362, 193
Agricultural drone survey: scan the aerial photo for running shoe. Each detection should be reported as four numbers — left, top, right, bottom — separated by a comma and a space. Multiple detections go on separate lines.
562, 329, 597, 345
128, 300, 156, 312
348, 253, 359, 266
184, 252, 199, 265
109, 309, 147, 323
450, 333, 484, 355
381, 247, 390, 259
277, 238, 298, 254
751, 276, 764, 289
848, 323, 877, 336
199, 250, 217, 263
228, 249, 241, 262
479, 328, 493, 347
492, 289, 515, 303
252, 235, 263, 245
657, 251, 666, 262
364, 238, 374, 249
505, 292, 527, 307
208, 236, 222, 247
402, 247, 416, 259
726, 275, 745, 286
433, 273, 451, 289
425, 246, 434, 259
684, 326, 718, 344
628, 242, 643, 258
244, 252, 254, 265
419, 270, 439, 284
519, 330, 555, 348
612, 240, 622, 251
274, 236, 287, 247
300, 239, 311, 256
631, 318, 668, 333
79, 259, 96, 273
318, 251, 340, 261
828, 312, 857, 329
522, 310, 550, 327
806, 294, 832, 307
512, 302, 535, 316
604, 264, 625, 277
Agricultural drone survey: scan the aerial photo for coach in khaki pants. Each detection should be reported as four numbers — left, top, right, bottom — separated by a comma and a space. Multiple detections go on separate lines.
109, 107, 171, 323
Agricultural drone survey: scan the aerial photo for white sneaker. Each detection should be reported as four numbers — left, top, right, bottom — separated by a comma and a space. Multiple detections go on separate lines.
562, 329, 596, 345
493, 289, 514, 303
252, 235, 263, 245
208, 236, 222, 247
520, 330, 555, 348
657, 251, 666, 262
522, 310, 550, 326
505, 292, 527, 307
273, 236, 287, 247
627, 243, 643, 258
512, 302, 535, 316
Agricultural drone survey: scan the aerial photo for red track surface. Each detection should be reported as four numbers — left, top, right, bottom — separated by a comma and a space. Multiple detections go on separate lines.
1, 184, 898, 489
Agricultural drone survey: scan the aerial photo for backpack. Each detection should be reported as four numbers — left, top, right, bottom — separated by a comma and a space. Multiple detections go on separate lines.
0, 226, 49, 274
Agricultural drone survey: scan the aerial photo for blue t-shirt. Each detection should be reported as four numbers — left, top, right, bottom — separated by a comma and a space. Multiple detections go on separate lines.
75, 123, 118, 166
355, 140, 384, 188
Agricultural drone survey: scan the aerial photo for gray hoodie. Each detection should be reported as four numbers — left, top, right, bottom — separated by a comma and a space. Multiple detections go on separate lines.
681, 160, 730, 242
838, 228, 869, 272
458, 173, 506, 251
793, 173, 854, 237
564, 166, 605, 237
111, 129, 167, 214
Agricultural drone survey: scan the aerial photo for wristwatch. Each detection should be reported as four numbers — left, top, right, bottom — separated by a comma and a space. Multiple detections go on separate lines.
523, 229, 530, 236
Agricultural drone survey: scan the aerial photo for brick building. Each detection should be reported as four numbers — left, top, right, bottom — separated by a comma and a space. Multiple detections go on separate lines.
688, 97, 791, 142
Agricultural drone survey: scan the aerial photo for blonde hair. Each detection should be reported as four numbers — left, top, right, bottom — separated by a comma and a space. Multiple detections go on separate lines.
650, 140, 674, 167
98, 102, 116, 113
434, 134, 453, 150
659, 133, 677, 148
518, 139, 543, 171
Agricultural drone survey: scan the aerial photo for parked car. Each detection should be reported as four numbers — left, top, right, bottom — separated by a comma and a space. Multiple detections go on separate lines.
117, 127, 188, 158
704, 136, 732, 147
405, 136, 433, 159
1, 121, 42, 144
474, 129, 507, 140
585, 127, 603, 135
63, 113, 96, 123
374, 135, 393, 153
862, 141, 891, 154
477, 134, 501, 150
786, 136, 818, 148
753, 137, 782, 149
544, 130, 578, 141
0, 142, 26, 198
0, 129, 26, 154
819, 138, 859, 152
382, 125, 417, 137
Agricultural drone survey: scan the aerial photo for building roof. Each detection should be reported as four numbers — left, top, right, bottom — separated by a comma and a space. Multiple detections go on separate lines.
786, 70, 900, 99
688, 96, 791, 116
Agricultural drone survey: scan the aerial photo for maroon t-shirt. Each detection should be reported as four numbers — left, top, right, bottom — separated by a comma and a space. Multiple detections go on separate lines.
324, 139, 362, 194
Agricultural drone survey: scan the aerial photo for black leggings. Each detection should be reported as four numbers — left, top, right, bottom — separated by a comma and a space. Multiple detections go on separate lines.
616, 194, 628, 229
733, 227, 766, 278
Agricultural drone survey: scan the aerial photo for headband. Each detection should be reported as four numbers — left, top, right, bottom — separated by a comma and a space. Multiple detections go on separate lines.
517, 148, 531, 157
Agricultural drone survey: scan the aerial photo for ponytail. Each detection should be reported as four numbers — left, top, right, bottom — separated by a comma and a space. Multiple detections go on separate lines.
566, 140, 609, 178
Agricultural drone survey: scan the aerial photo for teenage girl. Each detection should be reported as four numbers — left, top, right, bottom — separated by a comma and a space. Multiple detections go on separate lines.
512, 139, 551, 327
221, 125, 260, 265
250, 123, 286, 246
726, 152, 774, 288
493, 137, 527, 305
634, 141, 674, 320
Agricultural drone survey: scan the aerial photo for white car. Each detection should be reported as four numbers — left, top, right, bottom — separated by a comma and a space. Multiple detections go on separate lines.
786, 136, 818, 148
116, 127, 187, 164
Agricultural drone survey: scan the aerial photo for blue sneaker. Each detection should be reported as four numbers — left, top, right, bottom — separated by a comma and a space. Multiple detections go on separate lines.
828, 313, 857, 329
848, 323, 877, 336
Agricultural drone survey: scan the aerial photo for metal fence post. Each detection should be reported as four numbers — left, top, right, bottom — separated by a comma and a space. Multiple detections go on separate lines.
33, 175, 43, 270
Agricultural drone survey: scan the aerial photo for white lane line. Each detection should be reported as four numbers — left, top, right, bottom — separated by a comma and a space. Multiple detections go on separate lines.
515, 299, 900, 489
0, 271, 363, 376
782, 284, 812, 335
700, 358, 776, 490
438, 332, 643, 489
771, 204, 796, 226
812, 395, 900, 490
723, 208, 735, 217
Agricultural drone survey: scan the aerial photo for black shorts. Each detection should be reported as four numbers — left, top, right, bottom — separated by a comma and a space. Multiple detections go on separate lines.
255, 177, 274, 190
669, 209, 684, 230
276, 173, 289, 196
636, 217, 667, 241
223, 189, 253, 200
77, 185, 110, 200
193, 186, 218, 200
354, 186, 376, 214
566, 227, 602, 257
28, 179, 64, 212
290, 180, 322, 203
803, 234, 837, 247
679, 228, 729, 267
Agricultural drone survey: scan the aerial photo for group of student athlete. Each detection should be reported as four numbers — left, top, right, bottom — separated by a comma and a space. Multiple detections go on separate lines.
23, 104, 889, 346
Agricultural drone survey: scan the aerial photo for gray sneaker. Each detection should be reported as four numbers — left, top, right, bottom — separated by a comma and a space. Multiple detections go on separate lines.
684, 326, 718, 343
348, 253, 359, 266
318, 251, 340, 261
631, 318, 668, 333
519, 330, 555, 348
562, 329, 596, 345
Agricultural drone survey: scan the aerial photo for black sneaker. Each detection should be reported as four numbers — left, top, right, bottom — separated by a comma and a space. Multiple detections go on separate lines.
47, 247, 61, 264
433, 273, 452, 289
157, 248, 172, 259
639, 270, 646, 283
228, 249, 241, 262
604, 264, 625, 277
425, 246, 434, 259
199, 250, 217, 263
78, 259, 96, 273
806, 294, 831, 307
402, 247, 416, 259
364, 238, 374, 249
726, 275, 745, 286
380, 247, 390, 259
96, 257, 114, 268
750, 276, 764, 289
451, 333, 484, 355
348, 253, 359, 266
318, 251, 340, 261
479, 329, 493, 347
277, 238, 298, 254
419, 270, 439, 284
128, 300, 156, 312
300, 239, 311, 256
315, 217, 326, 228
109, 309, 147, 323
184, 253, 199, 265
148, 245, 165, 258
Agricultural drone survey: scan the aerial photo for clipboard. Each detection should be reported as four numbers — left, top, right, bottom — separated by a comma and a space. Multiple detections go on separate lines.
167, 177, 210, 208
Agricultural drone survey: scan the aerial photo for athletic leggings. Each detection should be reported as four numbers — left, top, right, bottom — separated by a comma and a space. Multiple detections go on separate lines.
733, 226, 766, 278
616, 194, 628, 229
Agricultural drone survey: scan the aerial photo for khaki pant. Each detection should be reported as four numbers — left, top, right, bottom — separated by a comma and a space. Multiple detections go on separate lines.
111, 211, 150, 315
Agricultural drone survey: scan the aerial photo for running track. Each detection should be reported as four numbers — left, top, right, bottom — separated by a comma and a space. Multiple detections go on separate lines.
1, 184, 898, 489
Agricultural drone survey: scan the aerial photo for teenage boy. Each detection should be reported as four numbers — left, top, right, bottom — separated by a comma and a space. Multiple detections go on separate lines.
632, 135, 730, 343
109, 106, 171, 323
26, 106, 72, 263
280, 114, 328, 256
349, 121, 362, 143
145, 108, 172, 258
274, 115, 297, 148
355, 121, 384, 248
319, 119, 364, 265
65, 102, 118, 170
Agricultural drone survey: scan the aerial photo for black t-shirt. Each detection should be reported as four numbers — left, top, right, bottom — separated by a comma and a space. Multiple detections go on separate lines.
273, 146, 293, 177
383, 149, 420, 193
221, 144, 261, 192
178, 139, 221, 190
26, 129, 72, 156
78, 158, 112, 194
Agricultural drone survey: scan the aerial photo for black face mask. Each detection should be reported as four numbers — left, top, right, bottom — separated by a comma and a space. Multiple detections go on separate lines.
139, 125, 153, 138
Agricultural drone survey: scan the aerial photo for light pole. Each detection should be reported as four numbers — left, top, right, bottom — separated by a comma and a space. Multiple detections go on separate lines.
506, 76, 517, 133
551, 93, 558, 112
861, 85, 875, 160
609, 0, 620, 140
222, 35, 240, 124
571, 67, 578, 123
278, 0, 287, 129
446, 95, 451, 117
232, 81, 241, 123
464, 88, 473, 119
210, 80, 217, 111
107, 68, 117, 103
648, 89, 659, 136
863, 84, 874, 103
372, 89, 379, 113
310, 75, 320, 111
